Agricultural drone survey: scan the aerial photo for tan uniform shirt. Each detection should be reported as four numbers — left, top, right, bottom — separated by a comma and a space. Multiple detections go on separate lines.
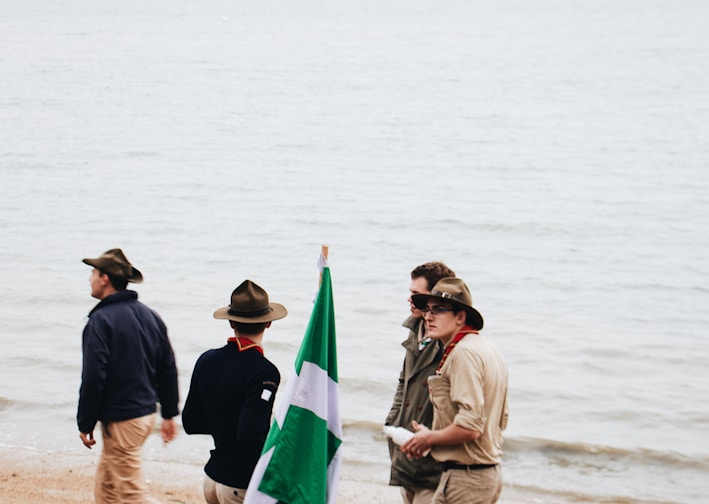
428, 333, 509, 465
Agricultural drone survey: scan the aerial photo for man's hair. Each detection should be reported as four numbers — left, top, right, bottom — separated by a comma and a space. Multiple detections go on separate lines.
104, 272, 128, 291
448, 305, 477, 328
411, 261, 456, 291
230, 320, 269, 335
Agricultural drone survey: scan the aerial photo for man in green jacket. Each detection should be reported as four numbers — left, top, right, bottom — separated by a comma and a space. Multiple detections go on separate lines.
385, 261, 456, 504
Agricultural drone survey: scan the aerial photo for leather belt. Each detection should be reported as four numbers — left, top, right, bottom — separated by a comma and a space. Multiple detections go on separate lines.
441, 461, 497, 471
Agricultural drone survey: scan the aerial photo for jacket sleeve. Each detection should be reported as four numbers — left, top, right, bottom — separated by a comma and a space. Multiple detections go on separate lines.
181, 356, 207, 434
236, 366, 280, 467
77, 317, 110, 433
385, 362, 405, 425
155, 317, 179, 419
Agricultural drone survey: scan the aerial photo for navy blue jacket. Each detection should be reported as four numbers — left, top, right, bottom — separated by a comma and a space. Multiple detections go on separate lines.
182, 341, 280, 488
77, 290, 179, 433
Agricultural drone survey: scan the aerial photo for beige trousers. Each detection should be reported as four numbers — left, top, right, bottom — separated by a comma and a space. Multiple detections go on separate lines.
432, 466, 502, 504
95, 413, 158, 504
401, 486, 436, 504
203, 475, 246, 504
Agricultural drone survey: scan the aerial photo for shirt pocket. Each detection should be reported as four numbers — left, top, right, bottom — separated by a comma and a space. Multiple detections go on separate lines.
427, 374, 449, 411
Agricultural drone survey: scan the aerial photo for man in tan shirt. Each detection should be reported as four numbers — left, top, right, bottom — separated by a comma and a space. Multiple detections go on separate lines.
401, 278, 509, 504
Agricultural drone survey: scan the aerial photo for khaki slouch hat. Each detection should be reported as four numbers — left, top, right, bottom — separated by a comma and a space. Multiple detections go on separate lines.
82, 248, 143, 283
411, 277, 484, 330
214, 279, 287, 323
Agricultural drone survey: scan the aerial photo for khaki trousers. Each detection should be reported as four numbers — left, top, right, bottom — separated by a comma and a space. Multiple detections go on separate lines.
432, 466, 502, 504
401, 486, 436, 504
95, 413, 158, 504
203, 475, 246, 504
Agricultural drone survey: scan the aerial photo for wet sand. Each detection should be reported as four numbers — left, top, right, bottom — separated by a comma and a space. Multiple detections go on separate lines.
0, 446, 535, 503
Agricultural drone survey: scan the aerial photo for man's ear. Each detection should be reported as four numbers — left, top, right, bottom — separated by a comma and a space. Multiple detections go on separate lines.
98, 271, 110, 286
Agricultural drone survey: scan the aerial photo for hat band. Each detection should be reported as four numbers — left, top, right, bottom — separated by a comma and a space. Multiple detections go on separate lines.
228, 306, 273, 318
432, 290, 462, 303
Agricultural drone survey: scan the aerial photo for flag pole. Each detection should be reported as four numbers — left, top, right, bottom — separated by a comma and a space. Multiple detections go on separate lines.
319, 244, 329, 286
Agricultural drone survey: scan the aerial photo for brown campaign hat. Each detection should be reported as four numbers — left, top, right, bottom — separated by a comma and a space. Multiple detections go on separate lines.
411, 277, 484, 330
213, 279, 287, 323
82, 248, 143, 283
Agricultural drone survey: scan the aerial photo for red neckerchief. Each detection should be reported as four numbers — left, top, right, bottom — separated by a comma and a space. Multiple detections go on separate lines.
435, 326, 478, 374
227, 337, 264, 355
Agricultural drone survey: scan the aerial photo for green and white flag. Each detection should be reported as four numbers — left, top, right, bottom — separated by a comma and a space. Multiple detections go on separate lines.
244, 256, 342, 504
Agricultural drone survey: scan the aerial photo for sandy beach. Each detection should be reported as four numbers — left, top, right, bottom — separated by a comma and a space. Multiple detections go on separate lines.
0, 446, 396, 504
0, 446, 537, 504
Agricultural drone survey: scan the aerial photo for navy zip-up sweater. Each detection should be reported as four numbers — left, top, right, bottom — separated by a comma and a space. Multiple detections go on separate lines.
77, 290, 179, 433
182, 341, 280, 488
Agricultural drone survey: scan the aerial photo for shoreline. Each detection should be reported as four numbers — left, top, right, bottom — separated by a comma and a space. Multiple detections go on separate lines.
0, 446, 407, 504
0, 446, 538, 503
0, 446, 404, 504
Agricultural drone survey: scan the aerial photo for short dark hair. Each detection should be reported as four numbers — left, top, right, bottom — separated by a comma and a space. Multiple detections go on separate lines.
411, 262, 456, 291
104, 272, 128, 290
230, 320, 269, 335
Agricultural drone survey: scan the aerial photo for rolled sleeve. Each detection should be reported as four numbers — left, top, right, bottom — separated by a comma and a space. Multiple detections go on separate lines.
449, 350, 486, 433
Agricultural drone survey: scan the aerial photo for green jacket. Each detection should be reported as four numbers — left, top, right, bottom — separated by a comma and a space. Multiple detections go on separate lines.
385, 316, 443, 489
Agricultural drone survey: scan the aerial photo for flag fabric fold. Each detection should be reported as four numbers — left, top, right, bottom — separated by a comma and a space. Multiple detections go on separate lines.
244, 261, 342, 504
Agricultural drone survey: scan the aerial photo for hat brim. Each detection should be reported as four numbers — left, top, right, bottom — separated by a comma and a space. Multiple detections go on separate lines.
213, 303, 287, 323
82, 258, 144, 283
411, 293, 484, 331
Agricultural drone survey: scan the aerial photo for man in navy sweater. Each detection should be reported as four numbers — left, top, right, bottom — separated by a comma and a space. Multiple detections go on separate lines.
78, 248, 179, 503
182, 279, 287, 504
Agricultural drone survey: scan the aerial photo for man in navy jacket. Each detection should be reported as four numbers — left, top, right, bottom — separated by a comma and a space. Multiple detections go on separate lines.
78, 248, 179, 503
182, 279, 286, 504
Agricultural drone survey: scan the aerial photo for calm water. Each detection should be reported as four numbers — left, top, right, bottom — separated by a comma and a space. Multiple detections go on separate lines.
1, 0, 708, 502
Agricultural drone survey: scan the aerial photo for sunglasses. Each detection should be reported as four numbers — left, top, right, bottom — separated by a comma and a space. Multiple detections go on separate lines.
419, 305, 454, 315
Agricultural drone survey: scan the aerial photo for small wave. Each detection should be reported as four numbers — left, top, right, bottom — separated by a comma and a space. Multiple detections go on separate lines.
689, 284, 709, 295
0, 396, 37, 411
2, 354, 79, 373
123, 150, 161, 158
504, 436, 709, 502
506, 481, 680, 504
0, 395, 75, 413
505, 436, 709, 469
342, 418, 386, 432
340, 376, 391, 395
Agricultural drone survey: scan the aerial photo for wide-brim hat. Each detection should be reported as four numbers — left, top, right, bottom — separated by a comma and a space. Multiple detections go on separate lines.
411, 277, 484, 330
214, 279, 287, 323
82, 248, 143, 283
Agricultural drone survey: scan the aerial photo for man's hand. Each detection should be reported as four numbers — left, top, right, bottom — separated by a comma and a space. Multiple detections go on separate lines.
161, 418, 177, 443
401, 421, 433, 460
80, 431, 96, 449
